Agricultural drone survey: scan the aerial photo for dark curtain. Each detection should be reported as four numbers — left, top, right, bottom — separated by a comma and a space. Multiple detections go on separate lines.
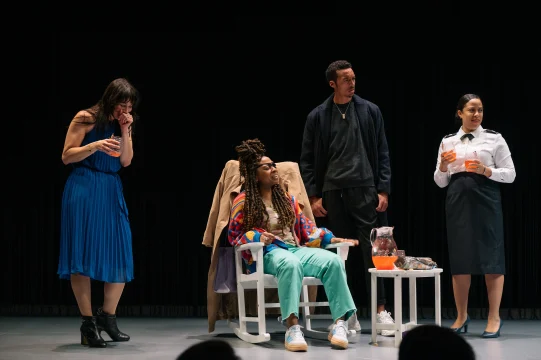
2, 29, 539, 321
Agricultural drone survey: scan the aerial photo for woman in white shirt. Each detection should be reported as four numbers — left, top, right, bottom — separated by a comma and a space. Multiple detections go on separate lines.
434, 94, 516, 339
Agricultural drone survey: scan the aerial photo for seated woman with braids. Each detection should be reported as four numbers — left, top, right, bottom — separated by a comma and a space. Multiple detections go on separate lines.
228, 138, 359, 352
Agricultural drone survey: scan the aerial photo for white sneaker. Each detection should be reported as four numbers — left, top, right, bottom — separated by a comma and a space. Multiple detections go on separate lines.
348, 313, 361, 331
376, 310, 395, 337
328, 320, 349, 349
327, 313, 361, 332
285, 325, 308, 352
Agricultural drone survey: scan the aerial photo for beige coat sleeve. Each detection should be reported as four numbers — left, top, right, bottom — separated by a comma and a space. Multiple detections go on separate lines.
202, 166, 226, 247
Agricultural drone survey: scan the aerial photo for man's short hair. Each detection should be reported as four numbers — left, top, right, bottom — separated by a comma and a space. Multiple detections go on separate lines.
325, 60, 352, 83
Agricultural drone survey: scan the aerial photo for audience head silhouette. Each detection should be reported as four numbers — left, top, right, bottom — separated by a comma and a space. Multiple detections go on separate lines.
177, 339, 240, 360
399, 324, 475, 360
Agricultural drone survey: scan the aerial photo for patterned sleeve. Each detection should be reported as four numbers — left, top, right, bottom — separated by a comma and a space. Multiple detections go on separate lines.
228, 193, 263, 246
292, 195, 334, 248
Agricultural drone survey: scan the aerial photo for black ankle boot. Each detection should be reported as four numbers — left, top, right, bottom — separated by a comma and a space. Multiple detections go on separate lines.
80, 316, 107, 348
96, 307, 130, 342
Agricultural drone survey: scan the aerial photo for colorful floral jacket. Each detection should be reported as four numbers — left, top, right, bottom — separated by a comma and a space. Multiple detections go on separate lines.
228, 191, 335, 273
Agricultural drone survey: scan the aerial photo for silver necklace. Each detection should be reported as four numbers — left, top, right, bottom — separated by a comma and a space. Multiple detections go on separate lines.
334, 101, 351, 119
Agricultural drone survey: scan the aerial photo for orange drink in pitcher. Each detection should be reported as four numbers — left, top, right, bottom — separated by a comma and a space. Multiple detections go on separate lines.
372, 255, 399, 270
370, 226, 398, 270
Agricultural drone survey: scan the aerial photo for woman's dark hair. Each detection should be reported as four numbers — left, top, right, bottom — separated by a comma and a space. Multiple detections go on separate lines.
454, 93, 481, 126
235, 138, 295, 233
74, 78, 140, 137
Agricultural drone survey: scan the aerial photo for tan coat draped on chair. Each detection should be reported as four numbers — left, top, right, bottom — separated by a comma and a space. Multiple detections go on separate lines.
202, 160, 318, 332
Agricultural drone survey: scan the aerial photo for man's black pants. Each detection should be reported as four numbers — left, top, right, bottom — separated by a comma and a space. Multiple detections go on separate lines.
320, 186, 387, 307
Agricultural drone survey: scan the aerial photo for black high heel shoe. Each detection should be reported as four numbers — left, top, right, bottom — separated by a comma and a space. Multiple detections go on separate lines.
482, 319, 503, 338
80, 316, 107, 348
450, 315, 470, 333
96, 307, 130, 342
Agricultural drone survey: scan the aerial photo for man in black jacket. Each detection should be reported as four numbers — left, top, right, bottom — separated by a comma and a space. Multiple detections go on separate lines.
300, 60, 394, 336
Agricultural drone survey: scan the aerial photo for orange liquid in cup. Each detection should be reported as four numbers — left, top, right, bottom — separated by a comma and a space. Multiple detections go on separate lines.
109, 136, 122, 157
443, 150, 456, 161
372, 256, 398, 270
465, 160, 476, 169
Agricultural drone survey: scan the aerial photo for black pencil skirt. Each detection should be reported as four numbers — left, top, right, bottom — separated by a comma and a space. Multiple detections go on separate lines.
445, 172, 505, 275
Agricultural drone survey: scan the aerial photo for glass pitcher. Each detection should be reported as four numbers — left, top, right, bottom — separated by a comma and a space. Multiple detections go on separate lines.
370, 226, 398, 270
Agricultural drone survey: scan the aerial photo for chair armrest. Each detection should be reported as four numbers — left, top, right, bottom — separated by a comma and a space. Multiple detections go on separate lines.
237, 242, 265, 251
324, 242, 353, 261
236, 242, 264, 261
324, 242, 354, 250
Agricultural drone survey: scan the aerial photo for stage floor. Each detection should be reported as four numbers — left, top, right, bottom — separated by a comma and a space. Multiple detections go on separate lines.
0, 316, 540, 359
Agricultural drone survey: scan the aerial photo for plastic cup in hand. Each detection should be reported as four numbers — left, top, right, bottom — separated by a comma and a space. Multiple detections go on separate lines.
441, 141, 456, 161
465, 150, 478, 170
109, 136, 122, 157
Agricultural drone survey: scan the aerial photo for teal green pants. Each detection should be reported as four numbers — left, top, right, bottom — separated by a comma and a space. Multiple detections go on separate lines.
263, 245, 356, 323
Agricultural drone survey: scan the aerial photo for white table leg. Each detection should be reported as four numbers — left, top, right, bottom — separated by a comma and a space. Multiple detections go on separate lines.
394, 274, 402, 347
435, 273, 441, 326
371, 272, 377, 344
409, 276, 417, 326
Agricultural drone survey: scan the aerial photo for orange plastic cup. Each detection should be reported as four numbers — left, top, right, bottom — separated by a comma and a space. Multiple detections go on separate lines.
109, 136, 122, 157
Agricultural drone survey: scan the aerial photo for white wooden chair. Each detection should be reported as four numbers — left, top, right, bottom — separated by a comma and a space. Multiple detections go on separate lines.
228, 241, 354, 343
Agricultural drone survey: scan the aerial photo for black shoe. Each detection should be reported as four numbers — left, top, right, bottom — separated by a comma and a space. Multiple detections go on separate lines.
96, 307, 130, 342
80, 316, 107, 348
450, 315, 470, 333
482, 320, 503, 338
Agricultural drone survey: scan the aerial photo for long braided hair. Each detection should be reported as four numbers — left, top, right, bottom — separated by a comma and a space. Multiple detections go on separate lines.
235, 139, 296, 233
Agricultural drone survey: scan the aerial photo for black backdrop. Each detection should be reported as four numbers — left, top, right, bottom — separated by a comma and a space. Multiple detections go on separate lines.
2, 30, 540, 319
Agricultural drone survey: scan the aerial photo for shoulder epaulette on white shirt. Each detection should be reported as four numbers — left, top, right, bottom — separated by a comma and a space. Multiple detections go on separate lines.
443, 132, 457, 138
483, 129, 500, 134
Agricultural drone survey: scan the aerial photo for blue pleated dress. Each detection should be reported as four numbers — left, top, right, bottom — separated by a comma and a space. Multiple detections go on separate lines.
58, 123, 134, 283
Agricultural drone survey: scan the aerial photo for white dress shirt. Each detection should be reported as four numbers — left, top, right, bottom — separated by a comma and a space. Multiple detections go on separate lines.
434, 125, 516, 188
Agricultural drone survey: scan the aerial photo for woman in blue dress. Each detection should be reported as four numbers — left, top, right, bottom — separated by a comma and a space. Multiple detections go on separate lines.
58, 78, 139, 348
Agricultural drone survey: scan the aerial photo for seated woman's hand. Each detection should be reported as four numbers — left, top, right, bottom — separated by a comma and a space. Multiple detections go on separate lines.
331, 237, 359, 246
260, 232, 275, 245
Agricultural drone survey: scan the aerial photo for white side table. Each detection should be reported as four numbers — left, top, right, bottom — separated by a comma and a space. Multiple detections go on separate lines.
369, 267, 443, 347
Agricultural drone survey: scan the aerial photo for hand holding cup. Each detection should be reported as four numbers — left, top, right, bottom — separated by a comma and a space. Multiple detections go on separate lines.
440, 141, 456, 171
